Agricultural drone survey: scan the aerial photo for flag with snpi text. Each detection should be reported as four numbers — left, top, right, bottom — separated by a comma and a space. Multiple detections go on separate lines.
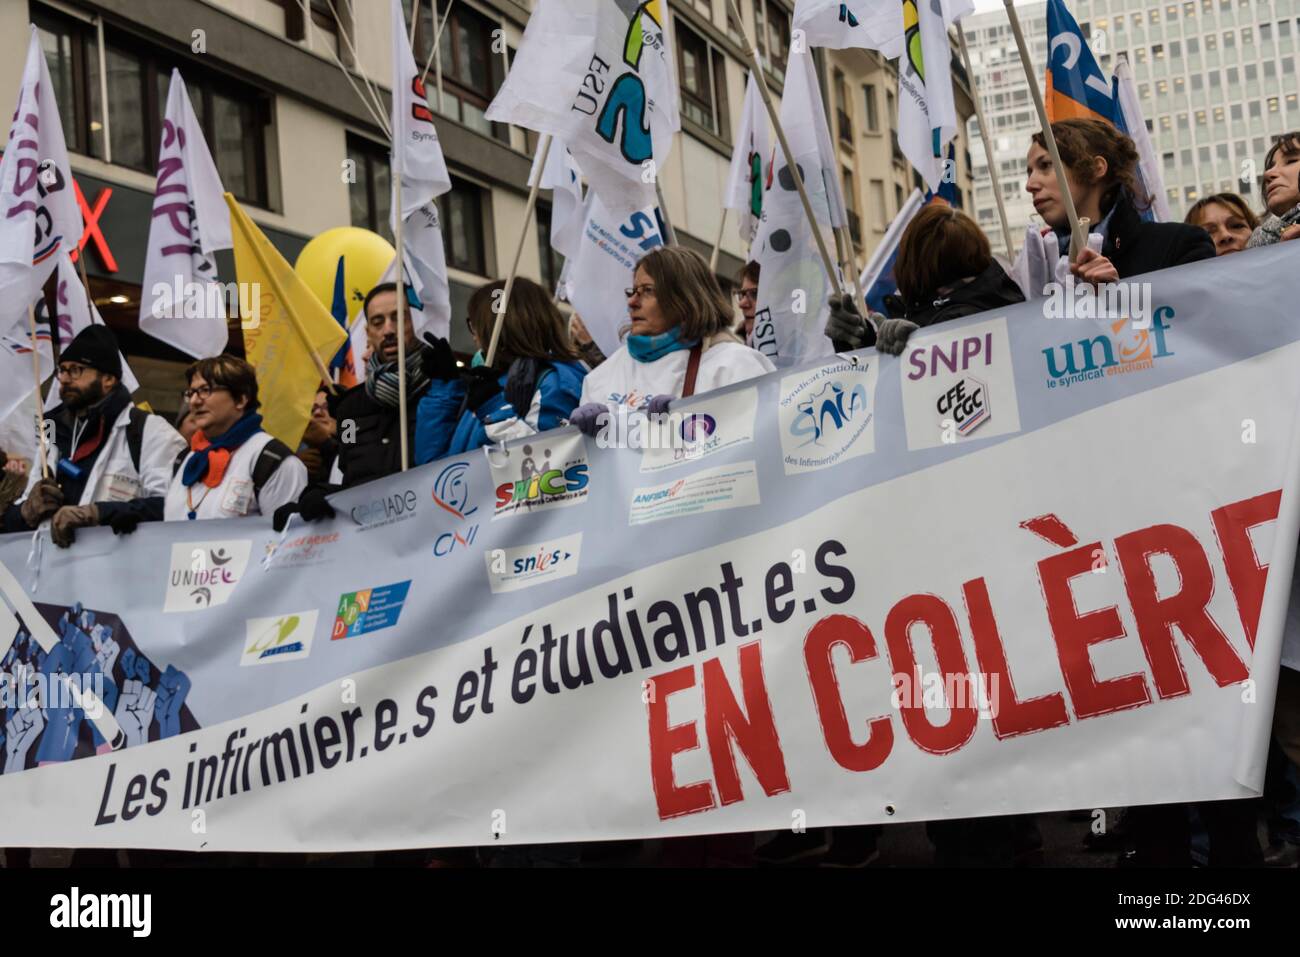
1, 245, 1298, 851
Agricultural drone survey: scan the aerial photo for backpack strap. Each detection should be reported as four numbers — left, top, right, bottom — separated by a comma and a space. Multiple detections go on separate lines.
681, 344, 704, 398
125, 406, 149, 474
251, 439, 293, 499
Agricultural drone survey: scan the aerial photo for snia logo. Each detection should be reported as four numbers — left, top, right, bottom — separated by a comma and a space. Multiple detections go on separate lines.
791, 381, 868, 447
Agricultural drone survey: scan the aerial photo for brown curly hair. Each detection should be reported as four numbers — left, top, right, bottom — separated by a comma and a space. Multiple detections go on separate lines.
1032, 118, 1150, 212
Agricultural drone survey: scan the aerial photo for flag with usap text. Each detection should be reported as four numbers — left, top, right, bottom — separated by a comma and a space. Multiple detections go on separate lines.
139, 69, 233, 359
226, 195, 347, 450
485, 0, 680, 217
0, 28, 82, 339
1045, 0, 1119, 124
389, 0, 453, 342
723, 72, 772, 245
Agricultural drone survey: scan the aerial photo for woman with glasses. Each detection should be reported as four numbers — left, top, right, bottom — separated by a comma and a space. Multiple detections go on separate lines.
163, 356, 307, 521
571, 247, 775, 434
735, 261, 760, 345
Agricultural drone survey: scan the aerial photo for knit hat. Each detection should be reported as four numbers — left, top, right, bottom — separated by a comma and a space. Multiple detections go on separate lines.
60, 325, 122, 378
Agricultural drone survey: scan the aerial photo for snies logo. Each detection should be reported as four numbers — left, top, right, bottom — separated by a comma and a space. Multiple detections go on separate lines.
486, 533, 583, 594
791, 381, 868, 447
1042, 306, 1174, 388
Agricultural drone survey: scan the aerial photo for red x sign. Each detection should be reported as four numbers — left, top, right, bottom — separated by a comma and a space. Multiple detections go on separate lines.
69, 179, 118, 273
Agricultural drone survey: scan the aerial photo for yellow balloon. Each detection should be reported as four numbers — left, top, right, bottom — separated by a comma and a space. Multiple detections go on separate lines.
293, 227, 395, 319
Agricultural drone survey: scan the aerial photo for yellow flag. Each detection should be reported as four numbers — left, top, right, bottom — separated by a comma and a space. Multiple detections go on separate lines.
225, 194, 346, 449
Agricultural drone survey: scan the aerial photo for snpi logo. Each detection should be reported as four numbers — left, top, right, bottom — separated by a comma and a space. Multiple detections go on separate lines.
241, 611, 317, 666
791, 381, 868, 447
680, 413, 717, 445
937, 377, 989, 436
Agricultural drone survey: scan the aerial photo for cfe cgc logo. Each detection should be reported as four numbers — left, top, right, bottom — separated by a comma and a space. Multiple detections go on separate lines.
937, 376, 989, 436
489, 433, 590, 520
163, 540, 252, 613
241, 611, 318, 667
432, 461, 481, 557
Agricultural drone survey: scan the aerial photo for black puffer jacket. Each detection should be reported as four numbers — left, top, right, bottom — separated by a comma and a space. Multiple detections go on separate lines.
887, 260, 1026, 328
331, 384, 418, 489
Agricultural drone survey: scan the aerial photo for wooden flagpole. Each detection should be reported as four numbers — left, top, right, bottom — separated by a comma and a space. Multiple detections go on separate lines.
27, 305, 49, 479
958, 26, 1015, 261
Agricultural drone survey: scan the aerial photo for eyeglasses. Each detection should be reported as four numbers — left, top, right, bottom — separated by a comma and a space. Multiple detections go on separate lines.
735, 288, 758, 302
182, 385, 230, 401
625, 284, 657, 300
55, 362, 90, 380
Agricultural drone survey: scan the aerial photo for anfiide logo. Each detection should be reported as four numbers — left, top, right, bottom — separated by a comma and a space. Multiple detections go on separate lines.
163, 541, 252, 613
578, 1, 665, 165
1042, 306, 1175, 389
241, 611, 318, 667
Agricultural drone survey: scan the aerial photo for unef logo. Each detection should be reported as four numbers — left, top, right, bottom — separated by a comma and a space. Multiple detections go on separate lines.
573, 1, 665, 165
433, 461, 480, 558
791, 381, 868, 447
1042, 306, 1175, 388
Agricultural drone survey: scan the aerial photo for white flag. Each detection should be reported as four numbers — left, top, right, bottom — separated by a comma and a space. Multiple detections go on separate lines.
139, 69, 233, 359
558, 193, 665, 359
792, 0, 907, 54
1113, 59, 1170, 223
390, 0, 452, 342
898, 0, 972, 190
45, 253, 138, 409
724, 72, 772, 244
0, 29, 82, 339
0, 335, 51, 429
533, 139, 586, 263
486, 0, 680, 217
750, 47, 844, 369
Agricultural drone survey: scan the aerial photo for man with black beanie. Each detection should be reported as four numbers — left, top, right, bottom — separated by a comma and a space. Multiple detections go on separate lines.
3, 325, 186, 546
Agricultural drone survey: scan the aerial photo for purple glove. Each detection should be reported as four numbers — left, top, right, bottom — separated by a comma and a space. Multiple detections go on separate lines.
569, 403, 610, 437
646, 394, 673, 416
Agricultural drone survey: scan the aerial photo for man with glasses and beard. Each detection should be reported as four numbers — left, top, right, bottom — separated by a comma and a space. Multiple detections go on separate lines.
2, 326, 186, 546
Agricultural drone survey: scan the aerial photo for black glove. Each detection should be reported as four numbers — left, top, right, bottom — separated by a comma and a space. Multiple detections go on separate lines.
298, 485, 337, 523
462, 366, 502, 413
108, 511, 142, 536
504, 358, 543, 418
421, 333, 458, 381
272, 502, 298, 534
824, 294, 876, 352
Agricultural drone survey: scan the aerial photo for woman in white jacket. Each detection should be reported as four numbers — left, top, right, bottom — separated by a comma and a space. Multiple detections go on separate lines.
571, 246, 774, 432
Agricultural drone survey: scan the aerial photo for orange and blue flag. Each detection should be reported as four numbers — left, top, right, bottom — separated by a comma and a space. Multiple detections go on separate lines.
1045, 0, 1118, 124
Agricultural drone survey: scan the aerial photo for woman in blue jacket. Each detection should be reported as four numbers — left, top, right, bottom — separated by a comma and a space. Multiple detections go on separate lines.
415, 278, 587, 464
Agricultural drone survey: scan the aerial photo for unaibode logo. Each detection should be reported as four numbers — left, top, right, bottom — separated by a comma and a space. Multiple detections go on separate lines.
1043, 306, 1174, 389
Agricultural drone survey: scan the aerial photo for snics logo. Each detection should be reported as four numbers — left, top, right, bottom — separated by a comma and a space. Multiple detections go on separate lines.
495, 444, 589, 516
791, 381, 868, 447
1042, 306, 1174, 389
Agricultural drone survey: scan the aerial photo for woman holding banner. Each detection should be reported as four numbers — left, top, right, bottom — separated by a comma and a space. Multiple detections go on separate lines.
413, 278, 587, 464
1248, 133, 1300, 248
1184, 194, 1260, 257
1025, 119, 1214, 281
571, 247, 774, 434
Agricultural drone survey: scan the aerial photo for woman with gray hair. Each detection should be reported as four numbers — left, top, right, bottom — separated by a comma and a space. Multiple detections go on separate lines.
570, 246, 774, 433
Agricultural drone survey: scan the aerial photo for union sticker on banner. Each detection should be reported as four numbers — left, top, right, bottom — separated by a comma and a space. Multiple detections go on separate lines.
163, 540, 251, 613
488, 432, 590, 520
241, 610, 318, 667
629, 462, 760, 526
778, 359, 878, 474
901, 316, 1021, 451
485, 533, 583, 594
640, 387, 758, 472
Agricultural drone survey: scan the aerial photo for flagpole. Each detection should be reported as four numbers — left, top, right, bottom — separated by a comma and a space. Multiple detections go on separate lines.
324, 0, 392, 137
409, 0, 418, 46
725, 0, 842, 295
485, 134, 553, 369
958, 27, 1015, 261
655, 181, 679, 246
708, 209, 727, 272
1002, 0, 1086, 262
27, 304, 49, 479
393, 173, 410, 472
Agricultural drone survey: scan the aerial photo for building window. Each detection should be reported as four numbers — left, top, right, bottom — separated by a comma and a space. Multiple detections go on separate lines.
423, 1, 507, 143
278, 0, 341, 54
34, 4, 270, 205
1231, 103, 1243, 120
754, 1, 790, 81
864, 84, 879, 132
347, 135, 393, 244
834, 70, 853, 145
442, 177, 487, 275
1265, 60, 1277, 79
1245, 62, 1258, 81
677, 23, 730, 140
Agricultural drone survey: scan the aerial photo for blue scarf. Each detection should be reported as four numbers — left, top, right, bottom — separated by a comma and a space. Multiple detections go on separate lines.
627, 327, 700, 363
182, 411, 265, 488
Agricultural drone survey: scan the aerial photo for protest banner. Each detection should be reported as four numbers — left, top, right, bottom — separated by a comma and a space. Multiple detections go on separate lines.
1, 245, 1298, 851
